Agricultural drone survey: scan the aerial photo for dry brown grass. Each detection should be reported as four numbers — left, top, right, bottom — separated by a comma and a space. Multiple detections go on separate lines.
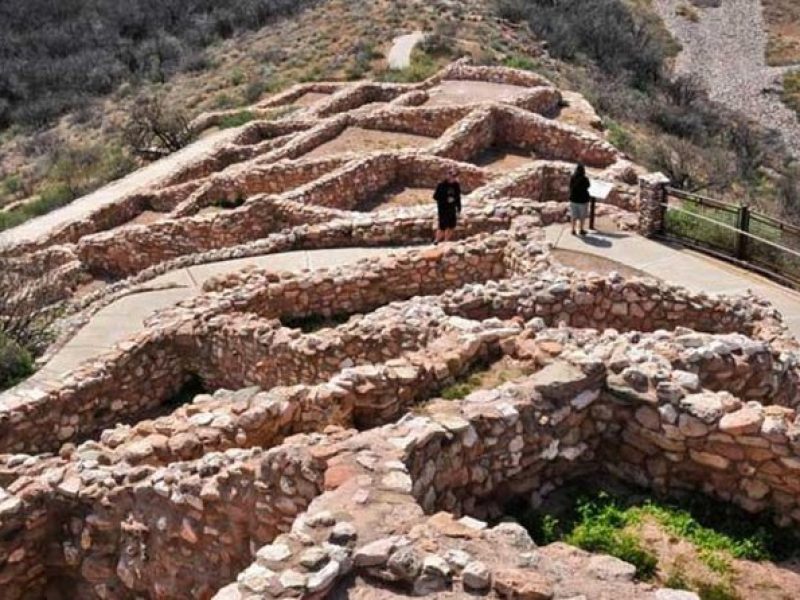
783, 70, 800, 117
763, 0, 800, 66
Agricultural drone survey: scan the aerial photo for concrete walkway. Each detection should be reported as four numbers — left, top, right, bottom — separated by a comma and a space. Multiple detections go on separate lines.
388, 31, 426, 70
545, 224, 800, 337
0, 127, 240, 247
37, 246, 411, 380
19, 226, 800, 387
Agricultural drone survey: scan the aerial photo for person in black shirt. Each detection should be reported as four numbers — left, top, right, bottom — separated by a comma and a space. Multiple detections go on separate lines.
433, 169, 461, 244
569, 163, 591, 236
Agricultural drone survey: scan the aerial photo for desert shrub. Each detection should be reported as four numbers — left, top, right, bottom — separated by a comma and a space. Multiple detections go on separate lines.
123, 95, 194, 155
182, 50, 212, 73
495, 0, 668, 89
219, 111, 255, 129
243, 79, 268, 104
0, 211, 27, 232
421, 21, 458, 56
0, 332, 33, 391
0, 0, 319, 130
503, 54, 541, 72
0, 268, 66, 388
604, 119, 634, 154
229, 68, 246, 86
776, 163, 800, 218
0, 141, 135, 232
379, 50, 438, 83
782, 70, 800, 115
1, 175, 21, 197
345, 39, 381, 80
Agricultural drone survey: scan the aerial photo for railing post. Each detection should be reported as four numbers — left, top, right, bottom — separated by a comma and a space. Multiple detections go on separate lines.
637, 172, 671, 238
736, 205, 750, 260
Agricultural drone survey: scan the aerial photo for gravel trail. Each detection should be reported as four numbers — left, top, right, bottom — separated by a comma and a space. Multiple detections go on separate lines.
653, 0, 800, 156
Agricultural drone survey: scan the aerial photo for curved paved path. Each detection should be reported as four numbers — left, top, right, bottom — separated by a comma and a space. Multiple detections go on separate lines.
16, 227, 800, 391
387, 31, 426, 70
36, 246, 413, 381
545, 223, 800, 337
0, 127, 240, 247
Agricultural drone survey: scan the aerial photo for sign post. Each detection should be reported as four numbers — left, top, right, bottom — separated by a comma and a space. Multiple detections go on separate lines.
587, 179, 614, 230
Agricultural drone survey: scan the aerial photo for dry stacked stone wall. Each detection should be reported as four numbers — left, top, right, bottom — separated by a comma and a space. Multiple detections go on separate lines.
4, 59, 797, 600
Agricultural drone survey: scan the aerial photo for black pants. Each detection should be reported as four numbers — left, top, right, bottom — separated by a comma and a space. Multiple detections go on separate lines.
438, 208, 458, 230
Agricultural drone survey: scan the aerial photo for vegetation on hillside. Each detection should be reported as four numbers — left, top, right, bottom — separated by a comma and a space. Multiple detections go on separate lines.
494, 0, 799, 219
0, 0, 318, 130
761, 0, 800, 66
0, 0, 798, 229
0, 270, 64, 391
783, 70, 800, 118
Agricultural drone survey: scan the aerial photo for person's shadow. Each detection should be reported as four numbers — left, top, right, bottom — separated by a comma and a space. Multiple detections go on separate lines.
575, 232, 612, 248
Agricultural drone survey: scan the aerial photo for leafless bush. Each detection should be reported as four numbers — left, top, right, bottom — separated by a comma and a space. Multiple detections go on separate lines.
123, 96, 195, 158
0, 267, 67, 388
643, 135, 735, 192
0, 268, 61, 355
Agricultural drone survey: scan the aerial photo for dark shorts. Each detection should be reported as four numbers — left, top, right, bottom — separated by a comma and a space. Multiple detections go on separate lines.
438, 210, 458, 230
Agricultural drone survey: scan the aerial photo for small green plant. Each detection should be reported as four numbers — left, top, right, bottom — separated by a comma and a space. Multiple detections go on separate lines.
440, 381, 478, 400
782, 70, 800, 117
664, 569, 691, 590
230, 68, 246, 86
218, 111, 255, 129
503, 54, 540, 72
379, 50, 439, 83
213, 93, 238, 110
506, 484, 800, 594
0, 332, 34, 391
565, 495, 658, 579
696, 581, 740, 600
1, 174, 21, 196
605, 119, 633, 153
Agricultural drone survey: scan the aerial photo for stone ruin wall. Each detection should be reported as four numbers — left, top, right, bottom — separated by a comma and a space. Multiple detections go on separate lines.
2, 251, 800, 599
4, 60, 798, 600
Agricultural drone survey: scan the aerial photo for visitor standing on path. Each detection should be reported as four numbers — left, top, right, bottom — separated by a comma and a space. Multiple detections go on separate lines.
569, 163, 590, 236
433, 169, 461, 244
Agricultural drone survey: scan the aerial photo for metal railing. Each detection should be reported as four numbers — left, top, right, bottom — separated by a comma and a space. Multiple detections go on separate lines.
661, 188, 800, 288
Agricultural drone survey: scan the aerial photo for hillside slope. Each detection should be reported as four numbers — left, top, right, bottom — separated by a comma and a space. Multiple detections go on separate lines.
0, 0, 798, 227
653, 0, 800, 156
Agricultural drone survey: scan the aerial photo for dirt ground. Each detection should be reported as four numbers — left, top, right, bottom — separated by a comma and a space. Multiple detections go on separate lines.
301, 126, 435, 158
195, 206, 225, 217
551, 248, 655, 279
555, 90, 604, 132
72, 278, 108, 300
762, 0, 800, 65
639, 521, 800, 600
359, 184, 434, 211
472, 147, 536, 172
292, 91, 332, 107
119, 210, 166, 228
423, 79, 530, 106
